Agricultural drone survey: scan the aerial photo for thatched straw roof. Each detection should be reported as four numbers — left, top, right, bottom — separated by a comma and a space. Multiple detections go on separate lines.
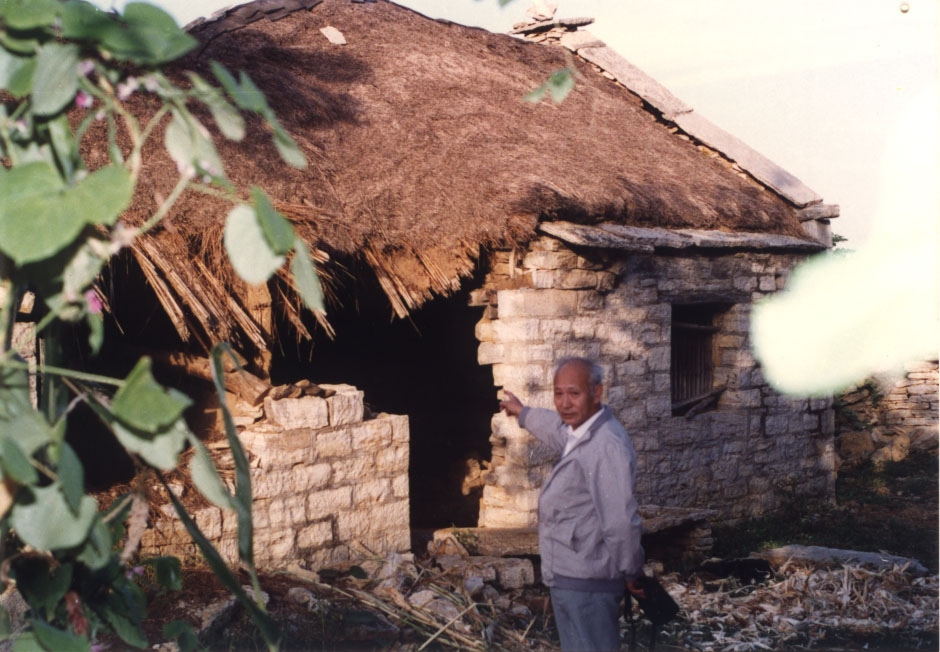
101, 0, 824, 361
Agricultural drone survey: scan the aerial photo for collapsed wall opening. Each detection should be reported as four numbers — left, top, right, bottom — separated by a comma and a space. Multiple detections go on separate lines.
271, 268, 495, 530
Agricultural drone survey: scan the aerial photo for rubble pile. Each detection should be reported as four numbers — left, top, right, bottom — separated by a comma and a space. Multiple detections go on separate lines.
663, 559, 938, 651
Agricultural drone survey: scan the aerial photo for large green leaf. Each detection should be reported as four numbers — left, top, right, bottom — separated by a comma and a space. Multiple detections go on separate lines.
101, 605, 147, 649
111, 417, 188, 472
252, 187, 294, 255
111, 358, 191, 433
162, 621, 199, 652
164, 111, 225, 180
291, 239, 325, 313
32, 42, 79, 116
75, 517, 113, 571
0, 47, 36, 96
188, 437, 234, 510
10, 484, 97, 550
0, 163, 129, 265
151, 556, 182, 591
0, 437, 38, 485
57, 441, 84, 514
46, 114, 80, 182
0, 162, 77, 264
9, 557, 72, 620
30, 620, 90, 652
223, 204, 285, 284
211, 63, 267, 114
0, 365, 53, 456
96, 3, 196, 65
59, 0, 117, 40
272, 125, 307, 169
186, 72, 245, 141
0, 0, 58, 31
71, 165, 134, 227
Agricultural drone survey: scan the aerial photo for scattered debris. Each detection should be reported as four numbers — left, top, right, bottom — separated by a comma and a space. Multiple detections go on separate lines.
756, 544, 929, 575
671, 559, 938, 650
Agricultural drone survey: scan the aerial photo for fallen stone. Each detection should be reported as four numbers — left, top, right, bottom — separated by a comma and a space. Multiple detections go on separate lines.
756, 544, 928, 575
286, 586, 320, 611
910, 426, 939, 451
838, 431, 874, 459
872, 433, 911, 465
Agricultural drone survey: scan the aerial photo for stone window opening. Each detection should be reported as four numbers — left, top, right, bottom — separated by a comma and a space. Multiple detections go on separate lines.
671, 303, 728, 416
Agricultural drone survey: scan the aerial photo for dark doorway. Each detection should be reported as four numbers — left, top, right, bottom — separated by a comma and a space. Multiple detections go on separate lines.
271, 270, 495, 529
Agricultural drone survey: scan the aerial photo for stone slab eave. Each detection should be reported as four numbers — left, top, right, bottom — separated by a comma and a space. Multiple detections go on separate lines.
572, 40, 824, 209
539, 220, 827, 253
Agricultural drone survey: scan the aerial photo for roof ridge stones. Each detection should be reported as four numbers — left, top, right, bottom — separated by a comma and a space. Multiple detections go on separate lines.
511, 14, 834, 214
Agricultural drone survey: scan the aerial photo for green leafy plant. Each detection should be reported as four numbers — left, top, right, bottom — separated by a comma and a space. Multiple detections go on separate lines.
0, 2, 322, 650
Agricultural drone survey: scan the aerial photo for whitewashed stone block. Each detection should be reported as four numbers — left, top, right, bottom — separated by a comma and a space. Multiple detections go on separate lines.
307, 486, 353, 520
350, 419, 391, 449
331, 457, 372, 484
374, 443, 408, 474
492, 317, 541, 342
320, 384, 364, 426
477, 341, 505, 365
297, 520, 333, 550
354, 479, 391, 505
194, 507, 223, 540
386, 414, 410, 443
264, 395, 329, 430
522, 249, 577, 270
497, 289, 580, 318
255, 529, 296, 561
256, 429, 315, 468
315, 428, 352, 458
391, 473, 409, 498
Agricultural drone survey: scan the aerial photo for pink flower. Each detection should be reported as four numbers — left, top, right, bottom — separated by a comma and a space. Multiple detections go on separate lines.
75, 90, 93, 109
78, 59, 95, 76
84, 290, 103, 315
117, 76, 138, 101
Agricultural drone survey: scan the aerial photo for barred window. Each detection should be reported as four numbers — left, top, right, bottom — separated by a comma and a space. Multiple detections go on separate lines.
671, 304, 724, 416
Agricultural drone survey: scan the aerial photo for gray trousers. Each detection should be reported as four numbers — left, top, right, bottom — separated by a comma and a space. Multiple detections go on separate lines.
549, 587, 622, 652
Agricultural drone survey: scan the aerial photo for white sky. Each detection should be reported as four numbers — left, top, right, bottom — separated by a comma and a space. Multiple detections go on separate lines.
95, 0, 939, 247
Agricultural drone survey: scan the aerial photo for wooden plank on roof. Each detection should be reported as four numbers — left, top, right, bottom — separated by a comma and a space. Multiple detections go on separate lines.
674, 111, 822, 208
541, 221, 825, 252
577, 46, 691, 121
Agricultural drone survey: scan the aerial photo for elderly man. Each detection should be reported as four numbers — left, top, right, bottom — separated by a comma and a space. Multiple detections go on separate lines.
500, 356, 644, 652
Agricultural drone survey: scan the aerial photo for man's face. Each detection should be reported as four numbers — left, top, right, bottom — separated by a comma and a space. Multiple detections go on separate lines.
553, 362, 603, 428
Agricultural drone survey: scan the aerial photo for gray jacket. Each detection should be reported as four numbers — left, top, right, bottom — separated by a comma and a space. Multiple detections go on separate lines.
520, 405, 644, 592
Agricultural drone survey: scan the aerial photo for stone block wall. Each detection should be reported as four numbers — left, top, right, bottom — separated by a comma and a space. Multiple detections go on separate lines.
477, 237, 836, 527
876, 360, 938, 433
141, 384, 411, 569
836, 360, 939, 464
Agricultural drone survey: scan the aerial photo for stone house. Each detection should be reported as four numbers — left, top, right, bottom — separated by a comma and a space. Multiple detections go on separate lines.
80, 0, 842, 566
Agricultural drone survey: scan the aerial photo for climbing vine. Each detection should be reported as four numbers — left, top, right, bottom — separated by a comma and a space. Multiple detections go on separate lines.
0, 1, 320, 649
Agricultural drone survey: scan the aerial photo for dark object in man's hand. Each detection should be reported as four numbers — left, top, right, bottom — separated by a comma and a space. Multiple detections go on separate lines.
625, 575, 679, 625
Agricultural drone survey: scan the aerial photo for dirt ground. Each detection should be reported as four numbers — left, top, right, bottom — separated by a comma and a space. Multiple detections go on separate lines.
125, 454, 938, 652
